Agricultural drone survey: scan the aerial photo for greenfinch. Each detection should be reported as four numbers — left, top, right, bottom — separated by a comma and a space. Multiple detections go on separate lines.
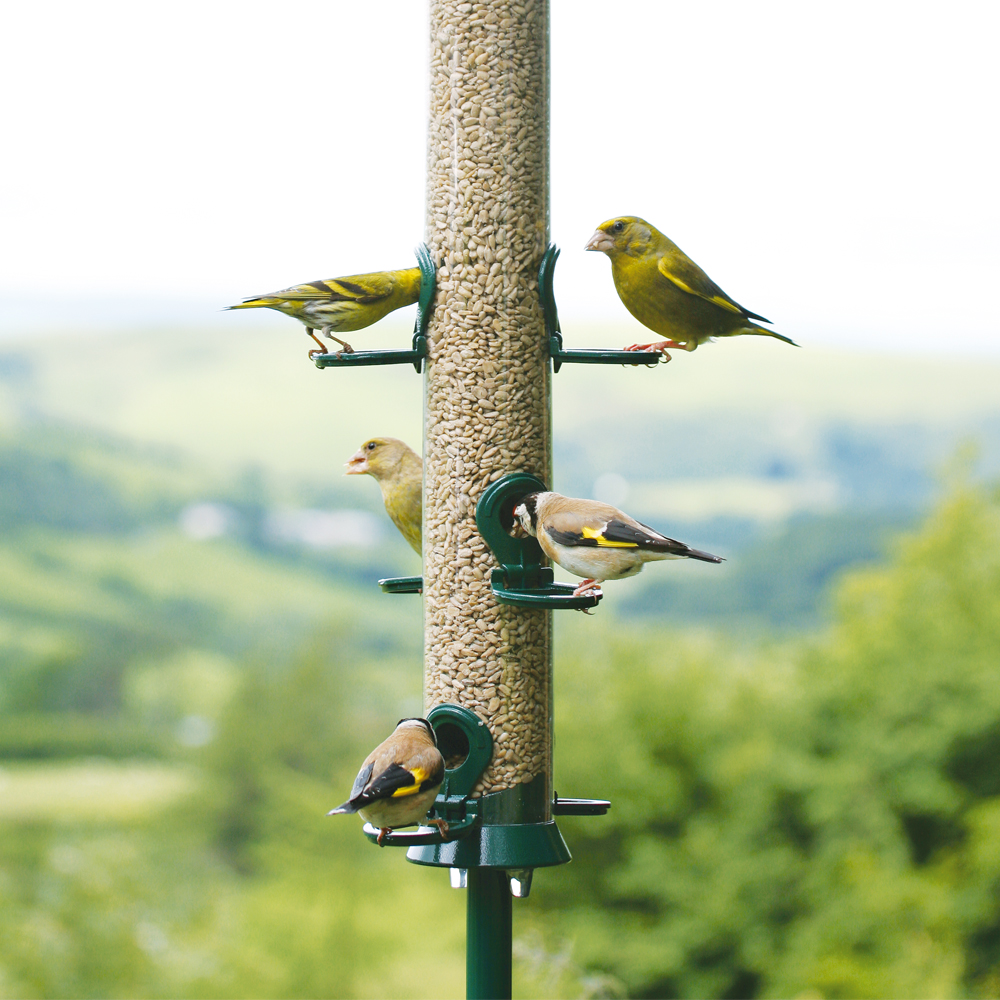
226, 267, 421, 356
327, 718, 446, 846
513, 491, 722, 598
585, 217, 796, 359
346, 437, 422, 554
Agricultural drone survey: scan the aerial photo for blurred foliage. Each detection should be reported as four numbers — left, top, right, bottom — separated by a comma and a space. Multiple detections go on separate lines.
626, 508, 915, 632
4, 403, 1000, 996
537, 480, 1000, 998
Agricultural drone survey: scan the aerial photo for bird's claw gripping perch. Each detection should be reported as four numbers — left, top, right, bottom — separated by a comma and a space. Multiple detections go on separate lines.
429, 817, 451, 840
306, 329, 328, 358
625, 341, 677, 360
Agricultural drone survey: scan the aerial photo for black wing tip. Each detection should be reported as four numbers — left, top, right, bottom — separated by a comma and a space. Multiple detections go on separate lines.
327, 801, 357, 816
687, 548, 725, 564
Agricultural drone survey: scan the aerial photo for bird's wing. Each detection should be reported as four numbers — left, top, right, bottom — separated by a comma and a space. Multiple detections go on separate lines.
327, 760, 375, 814
656, 252, 771, 323
249, 272, 400, 305
355, 754, 444, 807
543, 507, 645, 549
545, 509, 723, 562
348, 760, 375, 802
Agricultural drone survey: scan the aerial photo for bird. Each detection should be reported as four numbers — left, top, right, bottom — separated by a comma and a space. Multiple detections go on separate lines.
584, 216, 797, 360
345, 437, 422, 554
513, 491, 723, 598
328, 718, 446, 846
226, 267, 421, 357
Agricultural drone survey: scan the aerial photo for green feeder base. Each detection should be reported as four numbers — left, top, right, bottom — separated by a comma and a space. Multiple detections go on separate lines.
406, 817, 570, 869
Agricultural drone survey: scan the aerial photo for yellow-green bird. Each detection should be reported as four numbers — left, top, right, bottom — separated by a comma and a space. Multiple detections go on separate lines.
346, 437, 422, 554
226, 267, 421, 356
585, 217, 796, 359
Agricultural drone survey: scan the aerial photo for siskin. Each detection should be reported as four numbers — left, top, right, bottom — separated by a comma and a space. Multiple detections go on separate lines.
226, 267, 421, 356
328, 718, 446, 845
585, 216, 796, 359
514, 491, 723, 598
346, 437, 422, 554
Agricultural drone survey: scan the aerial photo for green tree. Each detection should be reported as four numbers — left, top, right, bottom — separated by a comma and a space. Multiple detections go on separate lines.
540, 482, 1000, 999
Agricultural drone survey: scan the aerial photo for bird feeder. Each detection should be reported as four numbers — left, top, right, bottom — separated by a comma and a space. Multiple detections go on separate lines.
300, 2, 668, 996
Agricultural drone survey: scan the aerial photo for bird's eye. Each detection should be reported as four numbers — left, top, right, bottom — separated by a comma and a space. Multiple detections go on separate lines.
367, 442, 377, 451
612, 221, 625, 233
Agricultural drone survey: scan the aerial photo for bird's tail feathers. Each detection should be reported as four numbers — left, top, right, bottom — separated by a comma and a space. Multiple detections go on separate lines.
684, 546, 725, 564
225, 298, 277, 311
747, 325, 798, 347
327, 800, 358, 816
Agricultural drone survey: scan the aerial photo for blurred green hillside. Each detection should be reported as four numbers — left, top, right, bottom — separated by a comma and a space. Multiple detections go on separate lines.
2, 325, 1000, 998
2, 475, 1000, 998
4, 324, 1000, 633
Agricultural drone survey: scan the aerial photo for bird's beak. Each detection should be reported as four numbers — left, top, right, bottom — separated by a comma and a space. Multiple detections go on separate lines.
584, 229, 615, 254
510, 504, 528, 537
345, 449, 368, 475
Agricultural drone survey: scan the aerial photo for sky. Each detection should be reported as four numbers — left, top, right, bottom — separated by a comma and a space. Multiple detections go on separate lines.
1, 0, 998, 354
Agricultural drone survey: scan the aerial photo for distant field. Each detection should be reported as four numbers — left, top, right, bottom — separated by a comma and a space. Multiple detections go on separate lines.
0, 760, 196, 821
3, 325, 999, 486
2, 324, 998, 634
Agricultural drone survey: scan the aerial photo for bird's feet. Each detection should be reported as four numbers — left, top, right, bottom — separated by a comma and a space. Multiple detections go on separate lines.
377, 826, 392, 846
572, 579, 603, 598
429, 818, 451, 841
320, 328, 354, 356
306, 328, 328, 359
625, 340, 679, 360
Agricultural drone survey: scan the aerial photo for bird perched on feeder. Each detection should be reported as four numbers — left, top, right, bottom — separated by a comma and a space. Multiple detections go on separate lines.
345, 436, 422, 554
584, 216, 796, 360
226, 267, 421, 357
327, 718, 446, 846
513, 491, 723, 598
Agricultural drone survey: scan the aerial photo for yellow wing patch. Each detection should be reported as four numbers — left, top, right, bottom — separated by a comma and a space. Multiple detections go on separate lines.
582, 525, 637, 548
657, 257, 743, 315
390, 766, 429, 797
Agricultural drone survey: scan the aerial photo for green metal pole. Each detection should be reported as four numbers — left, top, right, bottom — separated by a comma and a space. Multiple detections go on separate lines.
467, 869, 512, 1000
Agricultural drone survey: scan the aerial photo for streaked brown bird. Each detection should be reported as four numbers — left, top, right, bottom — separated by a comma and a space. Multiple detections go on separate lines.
226, 267, 421, 356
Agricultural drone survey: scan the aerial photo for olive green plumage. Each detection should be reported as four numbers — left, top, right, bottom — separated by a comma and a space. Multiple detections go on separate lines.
585, 216, 796, 359
226, 267, 421, 355
345, 437, 422, 554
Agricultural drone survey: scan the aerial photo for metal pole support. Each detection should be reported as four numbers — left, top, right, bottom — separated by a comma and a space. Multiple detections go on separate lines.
466, 869, 513, 1000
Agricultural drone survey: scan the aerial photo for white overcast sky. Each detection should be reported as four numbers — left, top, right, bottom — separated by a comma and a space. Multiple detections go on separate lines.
1, 0, 997, 354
